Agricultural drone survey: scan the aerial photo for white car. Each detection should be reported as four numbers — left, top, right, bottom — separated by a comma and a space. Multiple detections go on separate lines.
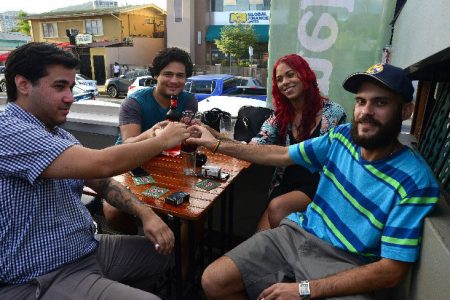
72, 85, 95, 102
198, 95, 267, 118
75, 83, 98, 97
76, 74, 98, 95
127, 75, 156, 97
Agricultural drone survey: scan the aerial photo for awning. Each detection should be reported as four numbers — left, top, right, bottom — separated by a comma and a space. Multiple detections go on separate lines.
55, 42, 75, 49
205, 25, 269, 43
0, 51, 10, 62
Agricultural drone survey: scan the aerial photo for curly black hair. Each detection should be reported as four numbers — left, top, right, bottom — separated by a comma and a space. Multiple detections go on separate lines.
5, 42, 79, 102
151, 47, 193, 78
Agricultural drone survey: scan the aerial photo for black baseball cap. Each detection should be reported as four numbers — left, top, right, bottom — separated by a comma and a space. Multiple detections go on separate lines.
342, 63, 414, 102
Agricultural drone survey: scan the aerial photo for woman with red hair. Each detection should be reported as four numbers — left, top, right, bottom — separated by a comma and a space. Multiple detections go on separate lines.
252, 54, 346, 230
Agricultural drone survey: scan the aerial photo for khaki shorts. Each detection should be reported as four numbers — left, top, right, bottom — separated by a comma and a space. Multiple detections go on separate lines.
226, 220, 384, 300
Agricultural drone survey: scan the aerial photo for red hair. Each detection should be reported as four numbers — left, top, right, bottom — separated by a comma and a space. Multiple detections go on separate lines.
272, 54, 324, 143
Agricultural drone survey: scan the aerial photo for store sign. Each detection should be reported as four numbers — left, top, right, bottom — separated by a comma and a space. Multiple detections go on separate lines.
229, 11, 269, 24
212, 11, 270, 25
75, 34, 93, 45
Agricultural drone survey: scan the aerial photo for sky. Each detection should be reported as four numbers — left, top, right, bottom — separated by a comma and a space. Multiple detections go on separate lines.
0, 0, 166, 14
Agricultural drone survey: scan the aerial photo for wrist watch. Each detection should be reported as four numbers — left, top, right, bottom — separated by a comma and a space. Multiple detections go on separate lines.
299, 280, 311, 299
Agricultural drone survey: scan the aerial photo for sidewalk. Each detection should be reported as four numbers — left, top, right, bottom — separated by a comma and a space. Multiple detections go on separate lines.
98, 85, 107, 95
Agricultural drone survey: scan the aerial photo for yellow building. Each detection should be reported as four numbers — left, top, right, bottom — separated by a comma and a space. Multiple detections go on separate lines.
26, 4, 166, 84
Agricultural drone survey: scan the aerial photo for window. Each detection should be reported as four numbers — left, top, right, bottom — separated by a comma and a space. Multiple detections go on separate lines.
222, 78, 239, 92
185, 80, 216, 94
85, 19, 103, 36
174, 0, 183, 22
42, 23, 57, 38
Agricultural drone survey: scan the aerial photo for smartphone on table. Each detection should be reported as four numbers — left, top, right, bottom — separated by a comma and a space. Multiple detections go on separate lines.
130, 167, 149, 177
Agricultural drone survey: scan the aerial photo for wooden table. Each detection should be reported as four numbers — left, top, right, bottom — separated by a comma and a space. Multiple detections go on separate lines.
87, 148, 250, 299
112, 149, 250, 221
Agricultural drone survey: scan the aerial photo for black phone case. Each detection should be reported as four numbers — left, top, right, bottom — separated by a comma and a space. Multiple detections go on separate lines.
130, 167, 148, 177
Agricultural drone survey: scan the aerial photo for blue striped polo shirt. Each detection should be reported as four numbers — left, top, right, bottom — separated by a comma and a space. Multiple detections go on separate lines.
0, 103, 98, 284
287, 123, 440, 262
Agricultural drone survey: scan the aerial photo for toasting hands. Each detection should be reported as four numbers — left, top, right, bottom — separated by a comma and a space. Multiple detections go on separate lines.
155, 122, 191, 149
185, 124, 217, 148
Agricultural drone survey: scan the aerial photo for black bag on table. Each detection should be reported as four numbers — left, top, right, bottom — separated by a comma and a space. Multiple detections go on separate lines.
234, 106, 273, 143
201, 108, 231, 132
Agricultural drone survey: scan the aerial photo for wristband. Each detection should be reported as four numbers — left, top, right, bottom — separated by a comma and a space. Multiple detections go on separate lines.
212, 139, 221, 154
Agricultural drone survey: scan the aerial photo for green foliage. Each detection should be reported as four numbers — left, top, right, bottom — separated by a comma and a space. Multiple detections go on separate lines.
16, 11, 31, 36
220, 59, 229, 66
238, 60, 250, 67
214, 24, 258, 64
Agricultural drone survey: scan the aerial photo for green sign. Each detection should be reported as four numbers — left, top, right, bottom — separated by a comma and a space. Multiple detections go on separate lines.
267, 0, 396, 115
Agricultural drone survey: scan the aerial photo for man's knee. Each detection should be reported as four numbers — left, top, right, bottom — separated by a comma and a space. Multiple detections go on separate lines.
267, 197, 285, 226
201, 256, 244, 299
201, 262, 223, 298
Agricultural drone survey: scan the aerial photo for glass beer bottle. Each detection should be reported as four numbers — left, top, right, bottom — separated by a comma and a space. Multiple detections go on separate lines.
162, 95, 182, 156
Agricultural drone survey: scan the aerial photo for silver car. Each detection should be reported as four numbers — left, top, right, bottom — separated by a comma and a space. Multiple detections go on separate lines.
76, 74, 98, 95
235, 76, 264, 87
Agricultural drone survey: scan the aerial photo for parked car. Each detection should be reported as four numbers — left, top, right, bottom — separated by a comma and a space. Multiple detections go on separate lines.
223, 86, 267, 101
0, 66, 6, 93
198, 95, 266, 117
73, 85, 96, 102
127, 75, 157, 97
184, 74, 240, 101
76, 74, 98, 95
75, 82, 98, 97
105, 68, 151, 98
235, 76, 264, 87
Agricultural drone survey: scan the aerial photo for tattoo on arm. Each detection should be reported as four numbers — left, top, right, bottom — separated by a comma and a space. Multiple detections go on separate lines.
94, 178, 144, 216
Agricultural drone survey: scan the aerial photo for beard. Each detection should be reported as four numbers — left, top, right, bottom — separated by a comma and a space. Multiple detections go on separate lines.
350, 108, 403, 150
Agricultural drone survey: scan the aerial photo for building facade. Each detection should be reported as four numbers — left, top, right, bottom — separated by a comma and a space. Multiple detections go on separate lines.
26, 4, 166, 84
166, 0, 270, 66
0, 12, 19, 33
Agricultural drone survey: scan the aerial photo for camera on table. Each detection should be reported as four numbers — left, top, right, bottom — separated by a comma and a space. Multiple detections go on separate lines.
200, 165, 222, 179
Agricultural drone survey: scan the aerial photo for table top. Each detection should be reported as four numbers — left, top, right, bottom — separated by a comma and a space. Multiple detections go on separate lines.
94, 149, 250, 221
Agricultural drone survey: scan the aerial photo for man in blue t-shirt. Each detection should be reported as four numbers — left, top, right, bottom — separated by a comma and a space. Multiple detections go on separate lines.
188, 63, 440, 299
0, 42, 190, 299
106, 47, 198, 233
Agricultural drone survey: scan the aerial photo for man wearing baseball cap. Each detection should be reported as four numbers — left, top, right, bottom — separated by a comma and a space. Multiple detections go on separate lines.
187, 63, 440, 299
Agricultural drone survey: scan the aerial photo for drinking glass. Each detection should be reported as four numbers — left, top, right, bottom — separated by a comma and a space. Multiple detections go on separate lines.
182, 151, 197, 176
219, 114, 234, 139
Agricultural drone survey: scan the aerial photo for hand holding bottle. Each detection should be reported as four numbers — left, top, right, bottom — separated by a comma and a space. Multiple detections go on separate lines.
158, 122, 190, 150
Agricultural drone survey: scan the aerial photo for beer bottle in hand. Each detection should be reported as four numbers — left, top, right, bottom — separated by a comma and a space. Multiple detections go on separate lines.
166, 95, 181, 121
162, 95, 182, 156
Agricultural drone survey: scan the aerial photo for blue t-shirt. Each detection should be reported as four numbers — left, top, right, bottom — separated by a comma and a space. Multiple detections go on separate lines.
0, 103, 97, 284
287, 123, 440, 262
117, 87, 197, 144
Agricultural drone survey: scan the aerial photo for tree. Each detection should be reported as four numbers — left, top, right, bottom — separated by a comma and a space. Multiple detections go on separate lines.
15, 11, 31, 36
214, 24, 258, 66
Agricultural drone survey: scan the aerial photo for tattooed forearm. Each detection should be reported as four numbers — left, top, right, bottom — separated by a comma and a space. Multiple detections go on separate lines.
87, 178, 145, 216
